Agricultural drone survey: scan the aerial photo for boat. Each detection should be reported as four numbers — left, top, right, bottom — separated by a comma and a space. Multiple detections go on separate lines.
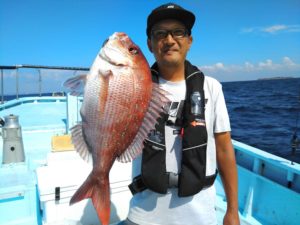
0, 65, 299, 225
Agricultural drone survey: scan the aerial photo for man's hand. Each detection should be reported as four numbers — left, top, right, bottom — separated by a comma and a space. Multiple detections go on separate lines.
223, 209, 240, 225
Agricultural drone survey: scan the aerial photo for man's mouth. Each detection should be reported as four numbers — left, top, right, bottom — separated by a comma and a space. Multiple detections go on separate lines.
163, 48, 178, 54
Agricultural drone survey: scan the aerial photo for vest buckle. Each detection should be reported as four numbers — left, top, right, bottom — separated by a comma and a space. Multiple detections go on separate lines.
167, 172, 179, 188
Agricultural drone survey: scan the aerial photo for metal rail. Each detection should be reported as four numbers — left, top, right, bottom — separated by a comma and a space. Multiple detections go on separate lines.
0, 64, 90, 71
0, 64, 90, 103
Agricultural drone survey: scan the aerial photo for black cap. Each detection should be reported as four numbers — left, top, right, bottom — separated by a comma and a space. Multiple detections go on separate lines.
146, 3, 195, 38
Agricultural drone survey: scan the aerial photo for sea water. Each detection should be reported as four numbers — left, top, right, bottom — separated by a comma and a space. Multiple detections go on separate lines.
222, 78, 300, 163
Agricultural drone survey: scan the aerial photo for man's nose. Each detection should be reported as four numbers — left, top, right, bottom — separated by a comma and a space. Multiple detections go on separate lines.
164, 33, 176, 43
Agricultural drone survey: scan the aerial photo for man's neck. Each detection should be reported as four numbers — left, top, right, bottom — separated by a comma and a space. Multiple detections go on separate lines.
157, 62, 185, 82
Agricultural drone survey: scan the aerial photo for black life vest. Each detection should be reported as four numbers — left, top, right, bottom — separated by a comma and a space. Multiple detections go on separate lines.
129, 60, 217, 197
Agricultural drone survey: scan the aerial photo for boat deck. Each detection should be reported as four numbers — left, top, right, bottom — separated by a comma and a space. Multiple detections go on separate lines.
0, 97, 68, 170
0, 97, 67, 131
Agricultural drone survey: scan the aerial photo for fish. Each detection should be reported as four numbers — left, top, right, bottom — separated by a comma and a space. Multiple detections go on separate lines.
63, 32, 169, 225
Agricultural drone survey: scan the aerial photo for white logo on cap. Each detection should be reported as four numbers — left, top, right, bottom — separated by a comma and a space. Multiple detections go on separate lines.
167, 5, 175, 8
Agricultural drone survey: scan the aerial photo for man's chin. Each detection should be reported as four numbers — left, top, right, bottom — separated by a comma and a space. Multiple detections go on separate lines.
161, 58, 181, 67
155, 52, 184, 67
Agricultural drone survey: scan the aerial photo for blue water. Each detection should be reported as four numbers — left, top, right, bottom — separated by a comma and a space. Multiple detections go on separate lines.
222, 78, 300, 162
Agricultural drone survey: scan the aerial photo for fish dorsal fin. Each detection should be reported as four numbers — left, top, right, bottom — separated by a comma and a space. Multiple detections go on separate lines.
70, 123, 92, 162
117, 83, 169, 163
63, 74, 87, 96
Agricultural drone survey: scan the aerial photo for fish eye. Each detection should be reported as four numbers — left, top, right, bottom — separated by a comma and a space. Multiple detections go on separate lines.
129, 47, 139, 55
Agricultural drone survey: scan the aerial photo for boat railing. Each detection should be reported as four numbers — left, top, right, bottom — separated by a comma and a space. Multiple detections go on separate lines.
233, 139, 300, 193
0, 96, 66, 111
0, 64, 89, 104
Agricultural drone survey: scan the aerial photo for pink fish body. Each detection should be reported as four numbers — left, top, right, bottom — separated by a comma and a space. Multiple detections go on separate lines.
64, 32, 168, 225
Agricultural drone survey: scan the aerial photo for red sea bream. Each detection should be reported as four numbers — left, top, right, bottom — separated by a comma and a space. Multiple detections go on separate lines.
63, 32, 168, 225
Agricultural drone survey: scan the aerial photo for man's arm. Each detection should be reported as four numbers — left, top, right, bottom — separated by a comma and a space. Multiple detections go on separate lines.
215, 131, 240, 225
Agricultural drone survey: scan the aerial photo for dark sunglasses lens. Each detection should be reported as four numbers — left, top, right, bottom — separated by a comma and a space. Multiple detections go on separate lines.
152, 30, 168, 39
172, 29, 186, 37
152, 29, 187, 39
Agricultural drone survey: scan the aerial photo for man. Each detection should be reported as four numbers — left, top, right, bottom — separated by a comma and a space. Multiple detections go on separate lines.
122, 3, 240, 225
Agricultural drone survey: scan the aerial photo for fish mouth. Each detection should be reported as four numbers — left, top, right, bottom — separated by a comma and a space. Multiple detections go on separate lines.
99, 48, 128, 67
99, 32, 135, 67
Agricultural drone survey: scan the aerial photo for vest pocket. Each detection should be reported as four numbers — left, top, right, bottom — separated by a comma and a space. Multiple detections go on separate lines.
179, 144, 207, 197
141, 140, 168, 194
179, 126, 207, 197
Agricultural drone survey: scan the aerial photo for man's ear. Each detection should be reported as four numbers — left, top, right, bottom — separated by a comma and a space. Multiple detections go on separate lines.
187, 35, 193, 51
147, 39, 153, 52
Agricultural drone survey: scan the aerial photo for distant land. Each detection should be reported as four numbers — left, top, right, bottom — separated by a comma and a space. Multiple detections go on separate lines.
257, 76, 298, 80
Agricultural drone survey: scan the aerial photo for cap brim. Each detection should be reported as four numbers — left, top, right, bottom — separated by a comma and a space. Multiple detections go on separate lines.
147, 8, 195, 36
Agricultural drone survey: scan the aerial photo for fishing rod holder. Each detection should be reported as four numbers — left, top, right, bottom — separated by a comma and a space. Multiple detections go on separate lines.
1, 114, 25, 164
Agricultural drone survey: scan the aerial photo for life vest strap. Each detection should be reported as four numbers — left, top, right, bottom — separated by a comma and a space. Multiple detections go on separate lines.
129, 171, 218, 195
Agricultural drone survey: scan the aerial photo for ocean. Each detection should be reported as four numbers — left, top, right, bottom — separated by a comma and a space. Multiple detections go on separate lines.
222, 78, 300, 163
2, 78, 300, 163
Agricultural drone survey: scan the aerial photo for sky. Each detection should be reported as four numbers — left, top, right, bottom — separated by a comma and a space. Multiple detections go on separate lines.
0, 0, 300, 94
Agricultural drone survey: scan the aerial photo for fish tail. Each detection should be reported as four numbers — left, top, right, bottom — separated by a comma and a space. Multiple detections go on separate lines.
70, 171, 111, 225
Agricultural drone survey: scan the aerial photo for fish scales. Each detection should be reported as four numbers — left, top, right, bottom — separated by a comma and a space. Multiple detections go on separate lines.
99, 71, 149, 155
64, 32, 169, 225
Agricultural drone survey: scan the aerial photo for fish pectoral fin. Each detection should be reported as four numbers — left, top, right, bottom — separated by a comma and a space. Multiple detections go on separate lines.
63, 74, 87, 96
97, 70, 112, 118
70, 123, 92, 162
99, 68, 113, 78
117, 83, 170, 163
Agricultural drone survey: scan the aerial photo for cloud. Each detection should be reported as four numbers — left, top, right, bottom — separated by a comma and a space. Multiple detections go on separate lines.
41, 69, 76, 81
2, 68, 75, 82
283, 56, 296, 66
1, 68, 80, 95
2, 70, 16, 79
241, 24, 300, 34
199, 57, 300, 80
263, 25, 288, 33
258, 59, 274, 69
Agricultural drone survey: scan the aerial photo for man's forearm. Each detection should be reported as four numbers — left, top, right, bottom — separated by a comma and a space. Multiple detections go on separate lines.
215, 132, 239, 211
218, 151, 239, 211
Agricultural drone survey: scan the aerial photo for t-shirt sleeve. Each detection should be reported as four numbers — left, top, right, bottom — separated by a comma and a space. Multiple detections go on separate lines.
213, 82, 231, 133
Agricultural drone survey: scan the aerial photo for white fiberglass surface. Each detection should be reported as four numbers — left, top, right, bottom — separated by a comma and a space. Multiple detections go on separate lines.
0, 101, 67, 130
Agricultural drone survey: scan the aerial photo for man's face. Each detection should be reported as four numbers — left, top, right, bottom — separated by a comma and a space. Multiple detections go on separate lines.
147, 19, 193, 67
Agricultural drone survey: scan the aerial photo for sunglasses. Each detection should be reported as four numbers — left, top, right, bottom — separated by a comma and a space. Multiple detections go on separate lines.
151, 28, 189, 40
